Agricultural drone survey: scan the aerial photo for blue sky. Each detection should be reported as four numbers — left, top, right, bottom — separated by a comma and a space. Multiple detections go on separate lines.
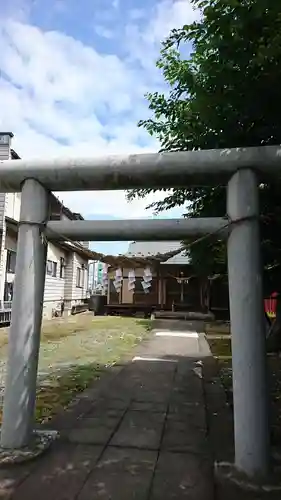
0, 0, 199, 254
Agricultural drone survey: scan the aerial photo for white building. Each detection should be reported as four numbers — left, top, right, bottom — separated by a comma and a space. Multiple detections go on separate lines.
0, 132, 91, 319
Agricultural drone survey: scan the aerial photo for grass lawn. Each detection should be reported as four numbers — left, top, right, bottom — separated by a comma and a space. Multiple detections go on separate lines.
205, 321, 230, 337
0, 314, 153, 423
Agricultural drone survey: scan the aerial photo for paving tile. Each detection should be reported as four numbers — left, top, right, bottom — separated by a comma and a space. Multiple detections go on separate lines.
172, 379, 203, 397
134, 376, 173, 386
77, 415, 122, 428
96, 397, 130, 409
150, 451, 214, 500
103, 388, 134, 399
130, 401, 168, 413
129, 360, 177, 375
176, 362, 199, 377
0, 463, 35, 500
10, 443, 102, 500
169, 394, 204, 413
85, 407, 126, 418
62, 414, 122, 445
84, 398, 129, 417
167, 403, 206, 428
65, 427, 114, 445
110, 411, 166, 450
162, 419, 208, 453
133, 389, 171, 403
49, 403, 91, 430
78, 447, 156, 500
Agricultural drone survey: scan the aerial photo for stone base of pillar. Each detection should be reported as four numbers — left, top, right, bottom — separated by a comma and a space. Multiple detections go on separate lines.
0, 430, 59, 466
215, 461, 281, 499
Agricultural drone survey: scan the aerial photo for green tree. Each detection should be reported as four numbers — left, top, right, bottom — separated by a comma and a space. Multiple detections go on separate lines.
128, 0, 281, 294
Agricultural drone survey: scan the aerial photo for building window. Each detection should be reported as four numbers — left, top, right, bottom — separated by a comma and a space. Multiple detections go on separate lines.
46, 260, 57, 277
60, 257, 65, 278
4, 282, 13, 302
52, 262, 57, 277
76, 267, 82, 287
81, 264, 86, 288
6, 250, 16, 273
46, 260, 52, 275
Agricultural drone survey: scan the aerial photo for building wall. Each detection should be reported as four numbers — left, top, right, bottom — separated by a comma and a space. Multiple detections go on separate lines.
6, 193, 21, 221
0, 135, 90, 318
3, 231, 17, 297
122, 279, 134, 304
113, 264, 202, 308
71, 253, 88, 301
64, 253, 74, 307
0, 225, 89, 319
43, 243, 67, 319
43, 249, 88, 318
0, 142, 9, 161
0, 194, 7, 226
108, 266, 159, 306
0, 138, 10, 299
5, 231, 17, 251
0, 235, 7, 304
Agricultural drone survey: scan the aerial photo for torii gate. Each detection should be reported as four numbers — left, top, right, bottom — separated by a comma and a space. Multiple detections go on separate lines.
0, 145, 279, 479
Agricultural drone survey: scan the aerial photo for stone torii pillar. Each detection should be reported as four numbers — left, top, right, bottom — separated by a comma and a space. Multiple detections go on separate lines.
226, 168, 270, 477
0, 179, 49, 449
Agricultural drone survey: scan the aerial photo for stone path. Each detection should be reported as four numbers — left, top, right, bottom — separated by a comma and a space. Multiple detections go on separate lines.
0, 320, 215, 499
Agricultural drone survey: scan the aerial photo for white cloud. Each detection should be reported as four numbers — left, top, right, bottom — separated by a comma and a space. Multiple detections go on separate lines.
124, 0, 199, 72
0, 1, 197, 219
95, 25, 115, 39
1, 23, 138, 111
143, 0, 198, 46
57, 189, 183, 219
129, 9, 146, 21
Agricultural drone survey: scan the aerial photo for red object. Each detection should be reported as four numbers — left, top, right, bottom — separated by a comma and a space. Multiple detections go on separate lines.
264, 292, 277, 318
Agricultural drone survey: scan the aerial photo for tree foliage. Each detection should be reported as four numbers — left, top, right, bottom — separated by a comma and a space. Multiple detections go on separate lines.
128, 0, 281, 285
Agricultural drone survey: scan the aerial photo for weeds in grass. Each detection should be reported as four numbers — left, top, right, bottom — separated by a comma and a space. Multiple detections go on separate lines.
0, 315, 153, 423
35, 363, 103, 422
36, 315, 153, 422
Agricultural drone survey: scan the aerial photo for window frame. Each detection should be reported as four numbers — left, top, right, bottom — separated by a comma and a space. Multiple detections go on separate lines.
6, 249, 17, 273
52, 261, 57, 278
60, 257, 66, 279
46, 260, 58, 278
46, 260, 53, 276
76, 267, 82, 288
